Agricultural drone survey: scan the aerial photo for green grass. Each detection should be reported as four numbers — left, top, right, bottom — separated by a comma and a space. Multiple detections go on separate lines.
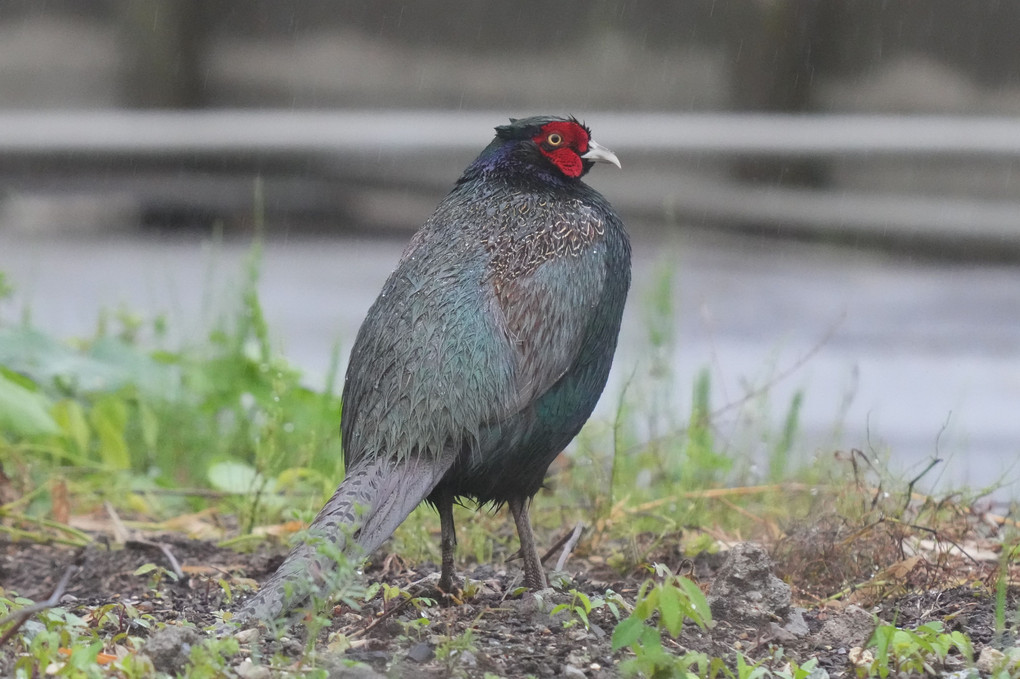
0, 241, 344, 538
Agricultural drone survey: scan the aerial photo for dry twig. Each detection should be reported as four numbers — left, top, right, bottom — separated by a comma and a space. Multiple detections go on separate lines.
0, 564, 77, 646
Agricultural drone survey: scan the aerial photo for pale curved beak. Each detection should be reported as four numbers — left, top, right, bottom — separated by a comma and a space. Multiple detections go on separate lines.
581, 139, 622, 169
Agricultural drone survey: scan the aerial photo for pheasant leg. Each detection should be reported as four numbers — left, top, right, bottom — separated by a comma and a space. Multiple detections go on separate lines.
509, 496, 547, 589
437, 490, 458, 592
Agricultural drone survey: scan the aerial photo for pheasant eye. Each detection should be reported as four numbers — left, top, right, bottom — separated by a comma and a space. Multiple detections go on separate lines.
546, 133, 563, 146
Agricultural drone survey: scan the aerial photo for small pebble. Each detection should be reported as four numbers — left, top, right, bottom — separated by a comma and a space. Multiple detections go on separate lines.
235, 659, 272, 679
848, 646, 874, 668
977, 647, 1006, 674
233, 628, 260, 644
406, 642, 434, 663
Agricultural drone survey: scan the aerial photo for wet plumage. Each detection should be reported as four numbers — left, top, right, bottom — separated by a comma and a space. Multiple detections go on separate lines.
235, 115, 631, 624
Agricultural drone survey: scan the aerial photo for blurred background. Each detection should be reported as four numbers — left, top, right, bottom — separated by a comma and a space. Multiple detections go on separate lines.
1, 1, 1018, 497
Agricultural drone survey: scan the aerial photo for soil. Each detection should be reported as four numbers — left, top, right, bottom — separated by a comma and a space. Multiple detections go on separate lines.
2, 515, 1017, 678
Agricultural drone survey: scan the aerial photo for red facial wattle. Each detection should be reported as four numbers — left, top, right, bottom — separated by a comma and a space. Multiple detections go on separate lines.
532, 121, 591, 178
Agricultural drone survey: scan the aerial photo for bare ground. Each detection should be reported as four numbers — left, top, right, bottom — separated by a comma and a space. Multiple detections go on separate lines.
2, 506, 1017, 678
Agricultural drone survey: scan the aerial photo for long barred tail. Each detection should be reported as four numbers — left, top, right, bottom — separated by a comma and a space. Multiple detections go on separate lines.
231, 453, 455, 626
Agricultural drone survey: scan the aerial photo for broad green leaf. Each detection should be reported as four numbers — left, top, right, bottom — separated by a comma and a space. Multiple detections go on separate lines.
658, 583, 683, 637
611, 616, 645, 651
139, 402, 159, 451
89, 336, 177, 396
0, 327, 176, 397
207, 460, 272, 494
633, 581, 657, 619
679, 576, 713, 627
576, 608, 590, 630
0, 327, 123, 392
0, 370, 58, 436
90, 396, 130, 468
53, 399, 90, 454
575, 591, 592, 614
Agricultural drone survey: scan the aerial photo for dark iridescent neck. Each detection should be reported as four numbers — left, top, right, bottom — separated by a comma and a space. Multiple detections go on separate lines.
457, 138, 579, 189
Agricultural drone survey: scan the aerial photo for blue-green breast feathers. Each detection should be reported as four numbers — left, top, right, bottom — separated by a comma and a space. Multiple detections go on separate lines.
340, 231, 517, 467
341, 166, 630, 503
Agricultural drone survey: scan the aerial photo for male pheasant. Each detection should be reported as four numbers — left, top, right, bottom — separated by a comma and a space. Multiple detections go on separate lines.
235, 115, 631, 624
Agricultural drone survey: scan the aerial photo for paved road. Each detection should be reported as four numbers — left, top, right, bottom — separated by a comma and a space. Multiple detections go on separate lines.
2, 228, 1017, 500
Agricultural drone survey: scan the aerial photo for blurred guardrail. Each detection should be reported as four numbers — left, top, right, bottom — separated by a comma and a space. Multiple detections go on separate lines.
4, 110, 1020, 157
0, 110, 1018, 255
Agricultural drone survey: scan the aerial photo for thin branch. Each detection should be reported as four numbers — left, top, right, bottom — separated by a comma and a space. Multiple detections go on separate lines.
126, 540, 186, 581
104, 501, 131, 544
0, 565, 77, 646
554, 522, 586, 572
619, 317, 843, 458
903, 458, 944, 514
708, 314, 843, 420
348, 595, 415, 639
539, 524, 583, 565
